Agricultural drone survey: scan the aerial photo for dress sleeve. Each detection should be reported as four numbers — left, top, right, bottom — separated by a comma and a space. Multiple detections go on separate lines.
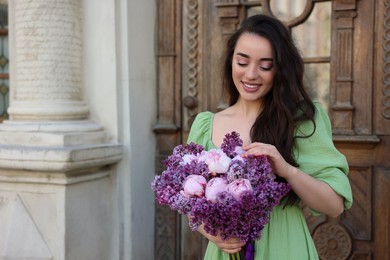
187, 111, 214, 150
293, 102, 353, 214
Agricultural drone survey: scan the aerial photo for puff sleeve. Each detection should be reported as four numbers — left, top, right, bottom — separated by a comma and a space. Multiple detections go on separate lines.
187, 111, 215, 151
293, 102, 353, 213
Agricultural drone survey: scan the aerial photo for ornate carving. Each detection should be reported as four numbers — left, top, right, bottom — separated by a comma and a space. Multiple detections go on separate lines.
183, 0, 200, 129
313, 223, 352, 260
383, 0, 390, 119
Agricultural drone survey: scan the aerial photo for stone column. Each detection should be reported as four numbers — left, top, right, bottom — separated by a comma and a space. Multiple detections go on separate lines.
8, 0, 88, 120
0, 0, 109, 146
0, 1, 122, 259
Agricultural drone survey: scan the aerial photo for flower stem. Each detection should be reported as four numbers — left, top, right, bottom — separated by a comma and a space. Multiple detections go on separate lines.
229, 252, 240, 260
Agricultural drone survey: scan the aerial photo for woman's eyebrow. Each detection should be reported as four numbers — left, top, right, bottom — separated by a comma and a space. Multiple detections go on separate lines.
236, 52, 250, 58
235, 52, 273, 61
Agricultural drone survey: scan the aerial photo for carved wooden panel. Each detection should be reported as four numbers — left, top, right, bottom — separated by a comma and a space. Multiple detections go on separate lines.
154, 0, 181, 132
155, 205, 179, 259
374, 167, 390, 260
375, 0, 390, 135
215, 0, 240, 41
154, 0, 183, 259
303, 164, 376, 260
155, 1, 390, 259
330, 0, 377, 140
330, 2, 356, 135
342, 166, 372, 241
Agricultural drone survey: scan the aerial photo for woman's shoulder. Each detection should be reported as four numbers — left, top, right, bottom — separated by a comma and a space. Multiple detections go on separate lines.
312, 101, 332, 135
192, 111, 214, 127
296, 101, 330, 135
187, 111, 214, 146
312, 101, 328, 118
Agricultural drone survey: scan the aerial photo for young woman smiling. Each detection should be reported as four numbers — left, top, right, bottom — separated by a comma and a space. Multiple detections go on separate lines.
187, 14, 353, 260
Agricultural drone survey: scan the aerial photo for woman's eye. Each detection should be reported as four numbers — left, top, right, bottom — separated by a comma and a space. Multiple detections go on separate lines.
237, 62, 248, 67
259, 65, 273, 71
259, 61, 273, 71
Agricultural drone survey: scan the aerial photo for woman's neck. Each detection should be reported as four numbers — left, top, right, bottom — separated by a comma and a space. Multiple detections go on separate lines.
232, 98, 263, 119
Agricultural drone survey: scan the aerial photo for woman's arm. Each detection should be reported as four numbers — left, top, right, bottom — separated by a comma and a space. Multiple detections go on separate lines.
242, 103, 352, 217
242, 142, 344, 218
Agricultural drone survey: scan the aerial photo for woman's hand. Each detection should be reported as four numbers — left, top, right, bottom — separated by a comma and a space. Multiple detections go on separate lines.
209, 235, 245, 254
241, 142, 344, 218
197, 224, 245, 254
242, 142, 294, 178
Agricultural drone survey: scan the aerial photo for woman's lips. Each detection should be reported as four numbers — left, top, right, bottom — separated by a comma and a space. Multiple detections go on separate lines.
242, 81, 261, 92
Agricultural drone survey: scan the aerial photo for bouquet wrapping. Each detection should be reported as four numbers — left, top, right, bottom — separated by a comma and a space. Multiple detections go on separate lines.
151, 132, 291, 259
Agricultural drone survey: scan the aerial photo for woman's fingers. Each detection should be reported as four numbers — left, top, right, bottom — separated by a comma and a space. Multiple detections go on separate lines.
214, 238, 245, 254
241, 142, 292, 178
242, 142, 275, 157
222, 247, 243, 254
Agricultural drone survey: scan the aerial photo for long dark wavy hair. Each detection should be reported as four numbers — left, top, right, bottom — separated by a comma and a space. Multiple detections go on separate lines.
223, 14, 316, 206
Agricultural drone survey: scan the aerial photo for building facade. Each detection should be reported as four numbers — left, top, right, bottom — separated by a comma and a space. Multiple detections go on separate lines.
0, 0, 156, 259
0, 0, 389, 260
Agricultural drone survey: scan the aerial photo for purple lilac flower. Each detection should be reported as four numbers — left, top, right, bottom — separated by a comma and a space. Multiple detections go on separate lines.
221, 131, 243, 158
227, 159, 245, 182
173, 142, 204, 157
151, 132, 291, 243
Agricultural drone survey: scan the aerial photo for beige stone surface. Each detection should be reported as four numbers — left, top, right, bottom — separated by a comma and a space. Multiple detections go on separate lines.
0, 169, 113, 260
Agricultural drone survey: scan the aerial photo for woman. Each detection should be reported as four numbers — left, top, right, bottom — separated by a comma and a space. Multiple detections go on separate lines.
187, 14, 353, 259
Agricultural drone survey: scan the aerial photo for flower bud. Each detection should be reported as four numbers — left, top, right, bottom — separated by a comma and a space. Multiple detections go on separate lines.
181, 175, 207, 198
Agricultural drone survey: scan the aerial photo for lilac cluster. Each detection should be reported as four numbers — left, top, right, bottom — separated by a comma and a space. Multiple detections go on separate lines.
221, 131, 243, 158
190, 153, 290, 241
151, 132, 291, 242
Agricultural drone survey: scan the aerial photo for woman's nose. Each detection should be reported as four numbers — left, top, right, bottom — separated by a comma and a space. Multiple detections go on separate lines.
245, 64, 258, 80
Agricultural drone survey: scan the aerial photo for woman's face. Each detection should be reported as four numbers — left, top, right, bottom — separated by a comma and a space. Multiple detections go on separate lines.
232, 32, 275, 104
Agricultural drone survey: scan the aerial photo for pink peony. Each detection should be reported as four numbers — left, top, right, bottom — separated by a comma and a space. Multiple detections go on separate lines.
205, 177, 228, 203
199, 149, 231, 174
181, 175, 207, 198
227, 178, 252, 200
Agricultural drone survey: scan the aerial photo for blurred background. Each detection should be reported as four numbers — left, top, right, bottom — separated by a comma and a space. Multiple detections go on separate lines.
0, 1, 388, 260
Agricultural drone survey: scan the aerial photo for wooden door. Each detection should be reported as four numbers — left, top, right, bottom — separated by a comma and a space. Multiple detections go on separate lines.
154, 0, 390, 259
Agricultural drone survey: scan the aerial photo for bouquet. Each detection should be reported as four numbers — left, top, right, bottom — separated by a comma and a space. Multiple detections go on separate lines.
151, 132, 291, 260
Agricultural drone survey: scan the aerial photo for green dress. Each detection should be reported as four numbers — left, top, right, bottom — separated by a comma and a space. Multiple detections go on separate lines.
187, 102, 353, 260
